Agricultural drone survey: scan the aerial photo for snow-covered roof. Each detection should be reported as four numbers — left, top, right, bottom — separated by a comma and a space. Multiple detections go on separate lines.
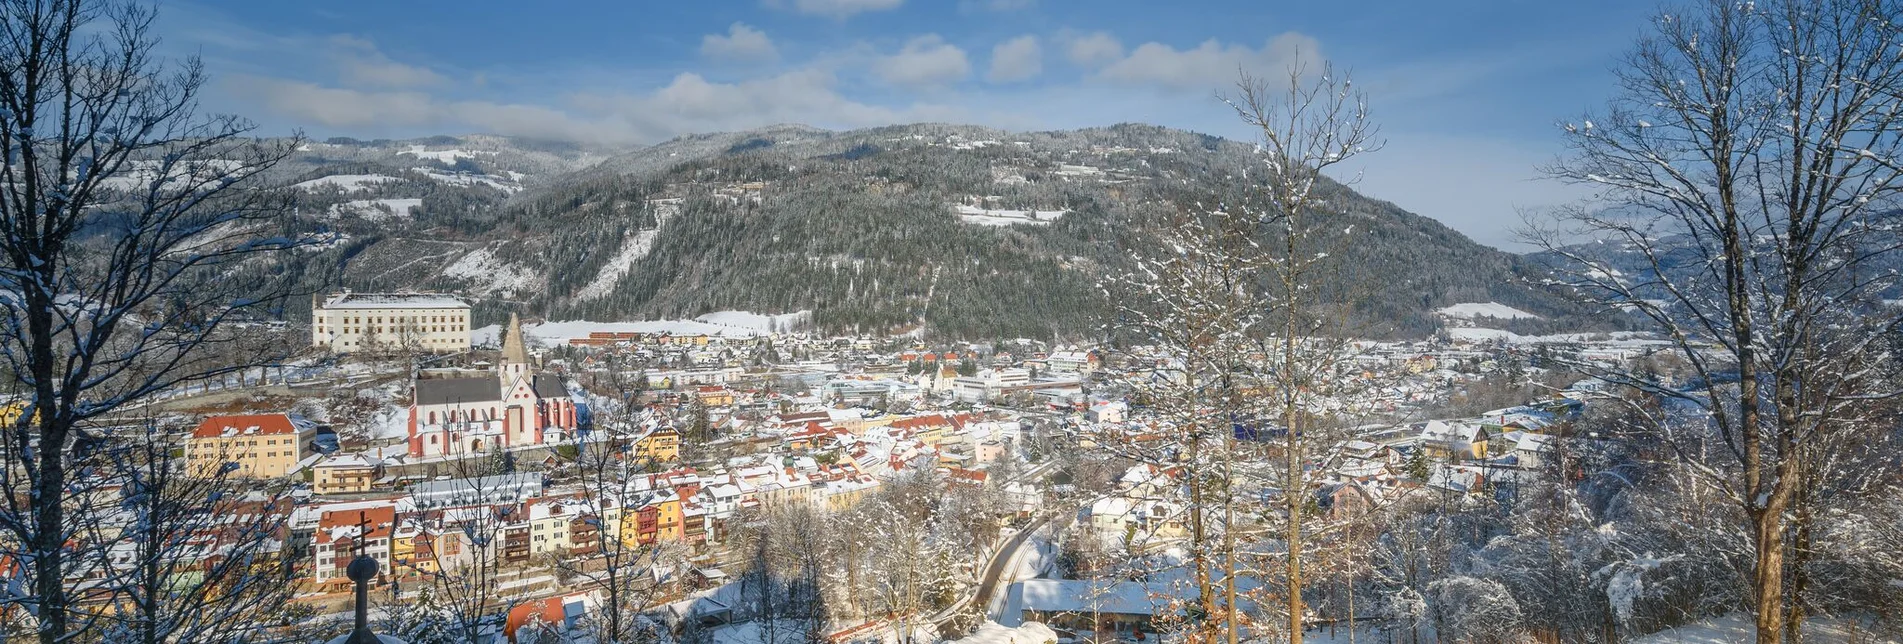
1012, 579, 1179, 616
319, 292, 470, 310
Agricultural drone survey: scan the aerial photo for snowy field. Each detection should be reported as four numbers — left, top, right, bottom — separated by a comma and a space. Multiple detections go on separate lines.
399, 146, 489, 163
954, 204, 1068, 227
693, 310, 812, 332
1631, 614, 1899, 643
1436, 302, 1541, 320
291, 173, 399, 192
1445, 328, 1668, 346
329, 198, 421, 221
475, 315, 798, 349
414, 167, 520, 192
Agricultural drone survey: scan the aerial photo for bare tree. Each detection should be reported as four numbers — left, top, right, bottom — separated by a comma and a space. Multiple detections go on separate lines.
0, 1, 312, 641
1097, 60, 1378, 644
1530, 0, 1903, 641
395, 458, 534, 644
1223, 62, 1380, 644
79, 418, 298, 644
553, 435, 682, 644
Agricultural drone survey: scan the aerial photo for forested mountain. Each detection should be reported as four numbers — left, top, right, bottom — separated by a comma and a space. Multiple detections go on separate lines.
235, 123, 1613, 339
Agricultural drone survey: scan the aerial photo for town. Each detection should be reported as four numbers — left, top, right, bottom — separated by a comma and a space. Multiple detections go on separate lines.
95, 288, 1660, 643
8, 0, 1903, 642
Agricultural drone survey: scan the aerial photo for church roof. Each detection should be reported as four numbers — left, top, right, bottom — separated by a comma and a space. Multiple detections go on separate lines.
415, 377, 502, 405
532, 374, 569, 398
502, 313, 531, 365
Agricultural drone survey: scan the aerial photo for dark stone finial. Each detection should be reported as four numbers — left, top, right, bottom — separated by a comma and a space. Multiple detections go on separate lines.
345, 554, 381, 644
347, 554, 379, 583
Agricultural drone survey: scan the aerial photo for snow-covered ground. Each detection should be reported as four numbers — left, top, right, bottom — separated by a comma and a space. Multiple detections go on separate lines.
329, 198, 421, 221
1632, 614, 1898, 643
1436, 302, 1541, 320
693, 310, 812, 333
399, 146, 490, 164
708, 619, 937, 644
575, 201, 682, 301
367, 403, 409, 441
471, 324, 503, 349
441, 248, 538, 297
521, 319, 768, 347
413, 167, 520, 192
1445, 328, 1667, 346
954, 204, 1068, 227
292, 173, 400, 192
949, 622, 1057, 644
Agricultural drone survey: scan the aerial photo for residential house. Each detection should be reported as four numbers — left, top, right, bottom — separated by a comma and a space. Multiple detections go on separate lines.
186, 413, 318, 478
312, 453, 379, 494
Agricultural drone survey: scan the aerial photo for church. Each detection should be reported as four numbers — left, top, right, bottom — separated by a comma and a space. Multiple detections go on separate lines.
406, 314, 580, 458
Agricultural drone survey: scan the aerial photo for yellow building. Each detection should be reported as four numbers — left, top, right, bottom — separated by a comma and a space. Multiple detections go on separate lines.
633, 427, 681, 463
186, 414, 316, 478
619, 493, 685, 546
312, 454, 377, 494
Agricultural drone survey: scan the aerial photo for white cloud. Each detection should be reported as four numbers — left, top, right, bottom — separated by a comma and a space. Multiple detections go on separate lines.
1061, 31, 1123, 67
986, 35, 1041, 83
772, 0, 904, 19
701, 23, 779, 62
1098, 32, 1320, 91
327, 35, 447, 89
227, 67, 969, 145
874, 35, 971, 88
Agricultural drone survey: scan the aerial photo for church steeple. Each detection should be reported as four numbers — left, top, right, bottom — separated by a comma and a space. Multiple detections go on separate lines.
501, 313, 530, 366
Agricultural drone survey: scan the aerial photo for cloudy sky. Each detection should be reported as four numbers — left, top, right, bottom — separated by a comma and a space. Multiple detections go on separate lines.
156, 0, 1660, 250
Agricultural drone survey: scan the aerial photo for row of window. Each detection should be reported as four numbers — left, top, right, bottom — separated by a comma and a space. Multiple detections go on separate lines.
187, 451, 291, 459
428, 409, 496, 423
320, 325, 469, 335
332, 314, 466, 325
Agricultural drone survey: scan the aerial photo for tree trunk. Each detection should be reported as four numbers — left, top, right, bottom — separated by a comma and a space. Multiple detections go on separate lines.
1750, 504, 1787, 644
30, 285, 69, 644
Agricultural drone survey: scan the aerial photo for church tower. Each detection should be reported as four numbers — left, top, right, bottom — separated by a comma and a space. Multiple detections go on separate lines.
500, 313, 530, 393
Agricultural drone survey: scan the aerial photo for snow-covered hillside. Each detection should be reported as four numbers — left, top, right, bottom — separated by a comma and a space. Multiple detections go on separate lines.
693, 310, 812, 332
521, 319, 772, 347
292, 174, 400, 192
329, 198, 421, 221
954, 204, 1068, 227
1437, 302, 1541, 320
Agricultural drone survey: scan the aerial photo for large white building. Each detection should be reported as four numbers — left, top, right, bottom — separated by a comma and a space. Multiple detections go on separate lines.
312, 292, 472, 354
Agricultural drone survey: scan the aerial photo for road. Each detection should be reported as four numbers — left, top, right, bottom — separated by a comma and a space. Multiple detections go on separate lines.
925, 459, 1064, 631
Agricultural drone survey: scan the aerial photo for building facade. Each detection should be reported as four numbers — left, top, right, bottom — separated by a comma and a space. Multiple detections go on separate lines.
186, 413, 317, 478
406, 314, 581, 458
312, 291, 472, 354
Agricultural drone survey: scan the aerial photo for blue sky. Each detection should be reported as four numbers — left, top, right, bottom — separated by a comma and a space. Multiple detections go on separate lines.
154, 0, 1661, 250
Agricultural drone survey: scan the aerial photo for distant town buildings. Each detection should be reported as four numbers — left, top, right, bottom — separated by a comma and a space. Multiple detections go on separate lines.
312, 291, 472, 354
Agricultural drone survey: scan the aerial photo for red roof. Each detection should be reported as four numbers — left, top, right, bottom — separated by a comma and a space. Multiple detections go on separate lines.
191, 413, 305, 439
506, 596, 577, 641
889, 414, 952, 430
317, 505, 395, 544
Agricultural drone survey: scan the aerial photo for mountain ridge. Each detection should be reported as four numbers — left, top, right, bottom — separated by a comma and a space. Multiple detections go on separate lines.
228, 122, 1616, 340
